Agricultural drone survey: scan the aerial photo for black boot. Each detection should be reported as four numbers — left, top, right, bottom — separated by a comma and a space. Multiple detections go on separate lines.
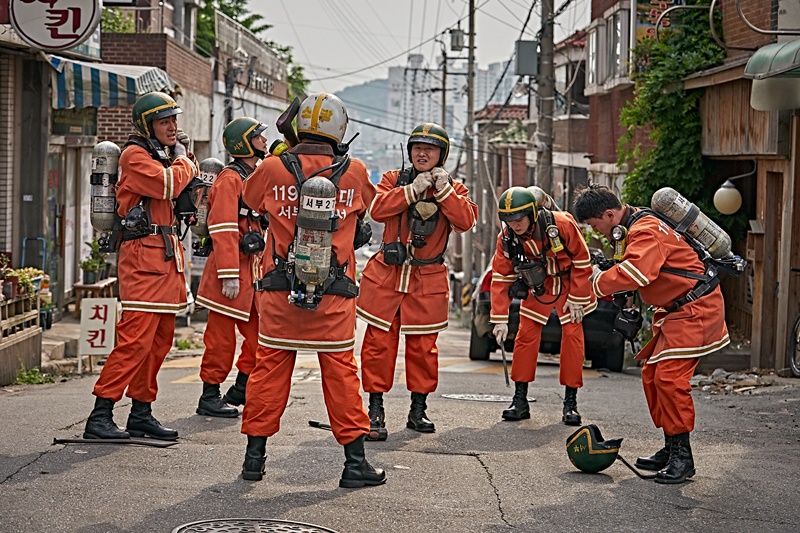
562, 386, 582, 426
222, 371, 248, 406
366, 392, 388, 441
126, 400, 179, 441
502, 382, 531, 421
655, 432, 695, 484
635, 432, 671, 471
339, 435, 387, 488
406, 392, 435, 433
84, 397, 130, 439
242, 435, 267, 481
197, 382, 240, 418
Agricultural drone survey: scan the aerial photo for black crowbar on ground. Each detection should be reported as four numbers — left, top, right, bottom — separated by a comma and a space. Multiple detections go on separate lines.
308, 420, 332, 431
52, 437, 179, 448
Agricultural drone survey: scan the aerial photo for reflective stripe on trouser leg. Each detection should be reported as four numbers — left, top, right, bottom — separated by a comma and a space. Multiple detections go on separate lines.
319, 348, 370, 445
404, 332, 439, 394
510, 315, 543, 383
200, 310, 238, 384
127, 313, 175, 402
241, 346, 296, 437
361, 316, 402, 393
642, 357, 700, 435
558, 320, 585, 389
92, 311, 168, 403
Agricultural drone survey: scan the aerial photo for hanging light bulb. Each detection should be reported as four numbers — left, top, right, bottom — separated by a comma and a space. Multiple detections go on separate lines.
512, 80, 529, 99
713, 180, 742, 215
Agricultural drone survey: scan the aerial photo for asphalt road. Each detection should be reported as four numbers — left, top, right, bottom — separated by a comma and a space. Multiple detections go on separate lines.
1, 318, 799, 533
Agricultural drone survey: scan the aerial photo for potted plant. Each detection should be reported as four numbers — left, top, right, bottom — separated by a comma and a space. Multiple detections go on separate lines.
81, 238, 107, 283
80, 257, 100, 284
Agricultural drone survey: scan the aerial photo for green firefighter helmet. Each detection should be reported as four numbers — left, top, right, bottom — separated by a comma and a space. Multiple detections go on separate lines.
498, 186, 538, 223
566, 424, 623, 474
132, 91, 182, 138
407, 123, 450, 166
223, 117, 268, 158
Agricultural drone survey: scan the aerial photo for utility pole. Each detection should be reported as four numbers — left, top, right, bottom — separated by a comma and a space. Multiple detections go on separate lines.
463, 0, 475, 282
537, 0, 554, 193
441, 49, 447, 128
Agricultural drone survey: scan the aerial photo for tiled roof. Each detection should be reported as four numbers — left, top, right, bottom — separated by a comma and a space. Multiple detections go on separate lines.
555, 30, 586, 52
474, 104, 528, 121
488, 119, 528, 145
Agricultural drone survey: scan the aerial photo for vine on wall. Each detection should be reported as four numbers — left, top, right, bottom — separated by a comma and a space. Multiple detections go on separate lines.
618, 2, 746, 237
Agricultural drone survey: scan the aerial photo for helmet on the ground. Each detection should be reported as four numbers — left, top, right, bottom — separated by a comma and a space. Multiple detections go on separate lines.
566, 424, 623, 474
407, 123, 449, 166
223, 117, 268, 158
296, 92, 348, 144
498, 187, 538, 223
132, 92, 182, 138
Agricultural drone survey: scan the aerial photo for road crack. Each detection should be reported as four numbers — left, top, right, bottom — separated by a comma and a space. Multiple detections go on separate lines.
1, 450, 50, 485
472, 453, 513, 528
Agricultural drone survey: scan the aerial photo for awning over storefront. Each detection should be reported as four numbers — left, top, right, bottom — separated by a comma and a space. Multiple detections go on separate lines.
743, 40, 800, 81
48, 55, 181, 109
744, 40, 800, 112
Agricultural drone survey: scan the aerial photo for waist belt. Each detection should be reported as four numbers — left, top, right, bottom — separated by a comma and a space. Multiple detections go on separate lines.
121, 225, 179, 261
662, 266, 720, 313
254, 255, 358, 299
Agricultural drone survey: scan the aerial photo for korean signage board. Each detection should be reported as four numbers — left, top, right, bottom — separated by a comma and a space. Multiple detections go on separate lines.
52, 107, 97, 136
9, 0, 101, 52
634, 0, 678, 43
79, 298, 117, 357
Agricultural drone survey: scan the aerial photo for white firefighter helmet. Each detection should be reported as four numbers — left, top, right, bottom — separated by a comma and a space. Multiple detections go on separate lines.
296, 92, 348, 144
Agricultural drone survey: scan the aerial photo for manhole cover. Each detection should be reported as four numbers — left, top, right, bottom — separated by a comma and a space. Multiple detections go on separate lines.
441, 393, 536, 402
172, 518, 340, 533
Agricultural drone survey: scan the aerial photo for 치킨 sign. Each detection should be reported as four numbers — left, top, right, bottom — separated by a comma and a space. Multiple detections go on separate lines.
9, 0, 101, 51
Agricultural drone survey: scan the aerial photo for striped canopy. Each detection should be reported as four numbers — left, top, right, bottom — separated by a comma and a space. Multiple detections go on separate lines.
48, 55, 180, 109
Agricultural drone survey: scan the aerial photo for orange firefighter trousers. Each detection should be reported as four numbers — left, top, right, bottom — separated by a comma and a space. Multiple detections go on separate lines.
361, 314, 440, 394
199, 303, 258, 384
511, 314, 584, 389
93, 311, 175, 403
641, 356, 699, 436
241, 346, 369, 445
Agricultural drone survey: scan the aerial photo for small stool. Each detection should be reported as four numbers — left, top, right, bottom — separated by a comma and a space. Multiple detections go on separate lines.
72, 277, 118, 318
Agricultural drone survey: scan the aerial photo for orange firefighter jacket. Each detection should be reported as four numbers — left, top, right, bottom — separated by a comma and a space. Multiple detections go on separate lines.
592, 212, 729, 363
242, 143, 376, 352
356, 169, 478, 334
196, 164, 261, 321
490, 210, 596, 326
115, 144, 197, 313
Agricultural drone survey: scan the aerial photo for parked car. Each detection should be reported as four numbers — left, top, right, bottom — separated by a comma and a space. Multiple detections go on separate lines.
469, 266, 626, 372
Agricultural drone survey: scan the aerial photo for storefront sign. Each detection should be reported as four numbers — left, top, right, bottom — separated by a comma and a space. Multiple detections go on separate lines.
9, 0, 101, 51
52, 107, 97, 136
79, 297, 117, 356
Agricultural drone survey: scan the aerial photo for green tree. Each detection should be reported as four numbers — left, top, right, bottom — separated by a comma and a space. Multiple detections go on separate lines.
618, 1, 745, 237
196, 1, 308, 98
101, 7, 135, 33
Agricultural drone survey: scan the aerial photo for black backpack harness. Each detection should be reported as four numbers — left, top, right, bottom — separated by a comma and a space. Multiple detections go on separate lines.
254, 147, 358, 303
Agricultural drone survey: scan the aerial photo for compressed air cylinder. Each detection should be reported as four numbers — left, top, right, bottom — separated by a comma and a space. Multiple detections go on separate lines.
651, 187, 733, 259
294, 176, 337, 286
90, 141, 121, 233
191, 157, 225, 239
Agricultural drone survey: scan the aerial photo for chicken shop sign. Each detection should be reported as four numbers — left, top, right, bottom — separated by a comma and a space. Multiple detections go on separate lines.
9, 0, 100, 51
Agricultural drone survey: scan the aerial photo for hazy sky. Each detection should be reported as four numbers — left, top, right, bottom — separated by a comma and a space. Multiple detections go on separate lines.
249, 0, 591, 94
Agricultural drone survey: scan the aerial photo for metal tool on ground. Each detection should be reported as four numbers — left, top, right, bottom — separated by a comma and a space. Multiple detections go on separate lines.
53, 437, 178, 448
308, 420, 332, 431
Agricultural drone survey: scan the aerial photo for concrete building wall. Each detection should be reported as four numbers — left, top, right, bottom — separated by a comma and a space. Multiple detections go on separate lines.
0, 54, 15, 253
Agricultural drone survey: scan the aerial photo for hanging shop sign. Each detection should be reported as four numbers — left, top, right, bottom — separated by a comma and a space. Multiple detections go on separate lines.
9, 0, 101, 51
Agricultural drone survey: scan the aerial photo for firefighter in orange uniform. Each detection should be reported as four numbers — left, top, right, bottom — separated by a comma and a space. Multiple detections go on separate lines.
240, 93, 385, 488
194, 117, 268, 418
574, 184, 730, 484
357, 123, 478, 440
490, 187, 596, 427
83, 92, 198, 441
